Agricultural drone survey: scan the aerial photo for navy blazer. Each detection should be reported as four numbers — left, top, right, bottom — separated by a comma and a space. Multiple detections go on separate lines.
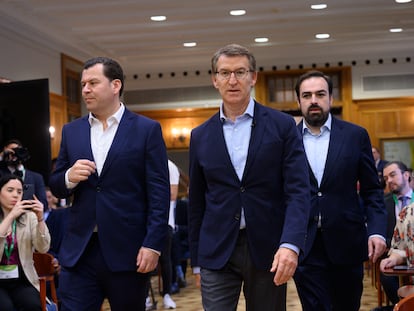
297, 117, 387, 264
49, 109, 170, 271
188, 101, 311, 271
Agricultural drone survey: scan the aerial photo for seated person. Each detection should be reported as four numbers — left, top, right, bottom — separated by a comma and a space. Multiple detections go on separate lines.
0, 174, 51, 311
380, 201, 414, 282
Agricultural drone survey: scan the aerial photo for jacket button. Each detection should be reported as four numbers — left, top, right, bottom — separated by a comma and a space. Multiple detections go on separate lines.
317, 192, 322, 197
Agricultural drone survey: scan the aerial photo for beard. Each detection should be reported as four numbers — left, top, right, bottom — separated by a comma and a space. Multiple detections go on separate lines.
303, 104, 329, 128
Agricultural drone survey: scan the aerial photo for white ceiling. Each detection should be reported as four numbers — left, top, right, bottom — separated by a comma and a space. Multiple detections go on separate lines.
1, 0, 414, 89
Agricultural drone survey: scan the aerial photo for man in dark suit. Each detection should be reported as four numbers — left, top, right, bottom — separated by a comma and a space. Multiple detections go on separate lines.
188, 44, 311, 311
293, 70, 388, 311
0, 138, 47, 208
49, 57, 170, 311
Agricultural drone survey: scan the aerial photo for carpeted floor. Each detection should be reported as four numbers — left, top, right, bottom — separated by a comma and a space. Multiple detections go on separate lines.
102, 262, 386, 310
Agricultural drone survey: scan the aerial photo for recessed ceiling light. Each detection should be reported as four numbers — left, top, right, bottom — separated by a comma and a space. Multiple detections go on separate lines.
230, 10, 246, 16
150, 15, 166, 21
315, 33, 330, 39
255, 37, 269, 43
390, 28, 403, 32
183, 42, 197, 47
311, 4, 327, 10
395, 0, 412, 3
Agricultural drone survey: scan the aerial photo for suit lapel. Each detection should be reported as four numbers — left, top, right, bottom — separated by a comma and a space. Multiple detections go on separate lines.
212, 113, 240, 180
320, 117, 345, 187
98, 109, 133, 179
297, 120, 319, 186
242, 102, 265, 180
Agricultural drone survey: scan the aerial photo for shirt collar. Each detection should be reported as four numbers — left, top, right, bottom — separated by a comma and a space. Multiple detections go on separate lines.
302, 113, 332, 134
219, 98, 255, 122
401, 189, 413, 199
88, 103, 125, 126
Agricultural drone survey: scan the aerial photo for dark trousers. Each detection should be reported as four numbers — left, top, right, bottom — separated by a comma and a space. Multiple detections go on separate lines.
0, 267, 41, 311
294, 230, 364, 311
380, 273, 399, 305
200, 230, 286, 311
59, 233, 150, 311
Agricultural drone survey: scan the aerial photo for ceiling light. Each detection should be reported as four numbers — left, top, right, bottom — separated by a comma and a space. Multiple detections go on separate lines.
255, 37, 269, 43
395, 0, 412, 3
183, 42, 197, 47
311, 4, 327, 10
390, 28, 403, 32
230, 10, 246, 16
150, 15, 166, 21
315, 33, 330, 39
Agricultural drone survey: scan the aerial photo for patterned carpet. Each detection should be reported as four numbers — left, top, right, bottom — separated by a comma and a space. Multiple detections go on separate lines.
102, 263, 384, 310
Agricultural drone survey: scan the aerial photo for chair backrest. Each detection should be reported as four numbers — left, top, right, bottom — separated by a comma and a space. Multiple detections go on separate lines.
33, 252, 59, 311
33, 252, 56, 276
394, 292, 414, 311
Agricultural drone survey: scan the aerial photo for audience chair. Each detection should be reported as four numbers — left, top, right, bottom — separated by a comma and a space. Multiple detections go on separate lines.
33, 252, 59, 311
394, 292, 414, 311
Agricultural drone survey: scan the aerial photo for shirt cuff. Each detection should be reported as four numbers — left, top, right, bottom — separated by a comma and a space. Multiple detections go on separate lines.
279, 243, 300, 255
65, 169, 79, 189
368, 234, 386, 242
142, 246, 161, 256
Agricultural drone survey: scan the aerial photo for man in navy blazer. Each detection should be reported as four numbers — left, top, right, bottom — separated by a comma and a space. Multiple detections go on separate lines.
49, 57, 170, 311
188, 44, 311, 311
293, 70, 387, 311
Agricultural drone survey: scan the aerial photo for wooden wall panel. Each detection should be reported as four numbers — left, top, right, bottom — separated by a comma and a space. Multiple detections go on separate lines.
353, 97, 414, 150
137, 108, 217, 149
49, 93, 67, 159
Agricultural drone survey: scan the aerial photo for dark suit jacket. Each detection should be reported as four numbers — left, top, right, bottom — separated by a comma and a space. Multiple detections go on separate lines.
188, 101, 311, 271
45, 207, 69, 259
297, 117, 387, 264
49, 108, 170, 271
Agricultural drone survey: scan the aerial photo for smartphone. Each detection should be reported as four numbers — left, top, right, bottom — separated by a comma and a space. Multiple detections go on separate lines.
393, 265, 409, 270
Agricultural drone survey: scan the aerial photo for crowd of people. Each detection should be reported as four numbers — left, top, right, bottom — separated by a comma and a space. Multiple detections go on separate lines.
1, 43, 413, 311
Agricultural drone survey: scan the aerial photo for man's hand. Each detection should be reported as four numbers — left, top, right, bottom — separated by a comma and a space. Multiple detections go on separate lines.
136, 247, 159, 274
368, 236, 387, 263
270, 247, 298, 286
68, 159, 96, 183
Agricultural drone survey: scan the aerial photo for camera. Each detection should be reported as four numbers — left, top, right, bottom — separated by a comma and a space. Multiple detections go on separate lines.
3, 147, 30, 165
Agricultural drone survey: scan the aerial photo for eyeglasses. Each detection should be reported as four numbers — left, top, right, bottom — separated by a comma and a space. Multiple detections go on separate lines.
215, 69, 252, 80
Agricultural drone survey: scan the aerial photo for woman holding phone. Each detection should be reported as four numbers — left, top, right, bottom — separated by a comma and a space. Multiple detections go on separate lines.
0, 174, 50, 311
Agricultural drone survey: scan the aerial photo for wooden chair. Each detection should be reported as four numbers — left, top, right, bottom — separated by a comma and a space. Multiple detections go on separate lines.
33, 252, 59, 311
394, 292, 414, 310
397, 284, 414, 299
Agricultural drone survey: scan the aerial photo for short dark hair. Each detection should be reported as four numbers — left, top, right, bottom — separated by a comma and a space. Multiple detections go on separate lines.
211, 44, 256, 73
84, 57, 125, 96
0, 174, 23, 220
384, 160, 408, 173
295, 70, 333, 100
